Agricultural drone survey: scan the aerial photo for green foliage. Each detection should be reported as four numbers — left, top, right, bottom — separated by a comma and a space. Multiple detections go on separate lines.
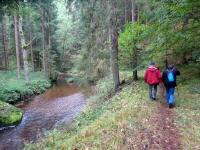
175, 65, 200, 149
74, 76, 115, 129
0, 100, 23, 127
95, 76, 114, 96
119, 23, 147, 52
0, 71, 51, 103
143, 0, 200, 65
118, 23, 147, 69
65, 75, 88, 87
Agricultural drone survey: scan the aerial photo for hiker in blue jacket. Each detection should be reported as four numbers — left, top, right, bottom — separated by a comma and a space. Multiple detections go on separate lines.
162, 64, 180, 108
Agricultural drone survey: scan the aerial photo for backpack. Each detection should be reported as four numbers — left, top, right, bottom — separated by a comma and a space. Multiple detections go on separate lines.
167, 69, 174, 82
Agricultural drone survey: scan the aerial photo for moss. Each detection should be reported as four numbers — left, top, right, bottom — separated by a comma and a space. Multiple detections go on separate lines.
0, 101, 23, 127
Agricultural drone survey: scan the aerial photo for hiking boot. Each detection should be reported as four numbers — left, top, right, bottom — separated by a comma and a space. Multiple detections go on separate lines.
169, 104, 173, 108
153, 97, 156, 100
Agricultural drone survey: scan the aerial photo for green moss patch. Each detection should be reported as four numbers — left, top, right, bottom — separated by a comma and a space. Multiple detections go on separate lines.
0, 101, 23, 127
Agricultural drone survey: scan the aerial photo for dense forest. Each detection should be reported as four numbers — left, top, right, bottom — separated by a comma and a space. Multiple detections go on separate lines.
0, 0, 200, 149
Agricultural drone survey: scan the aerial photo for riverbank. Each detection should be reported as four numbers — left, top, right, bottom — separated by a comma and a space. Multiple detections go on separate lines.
0, 71, 51, 127
0, 71, 51, 104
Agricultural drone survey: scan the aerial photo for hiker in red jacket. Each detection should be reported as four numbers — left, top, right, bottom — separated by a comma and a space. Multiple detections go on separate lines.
144, 62, 161, 100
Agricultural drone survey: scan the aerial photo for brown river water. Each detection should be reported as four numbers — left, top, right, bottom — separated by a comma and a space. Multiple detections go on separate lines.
0, 84, 89, 150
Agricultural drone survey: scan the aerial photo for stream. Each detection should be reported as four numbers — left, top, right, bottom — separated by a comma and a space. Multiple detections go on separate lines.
0, 84, 89, 150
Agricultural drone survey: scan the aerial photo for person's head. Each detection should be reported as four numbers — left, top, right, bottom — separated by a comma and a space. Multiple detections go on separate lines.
149, 61, 155, 66
168, 64, 174, 69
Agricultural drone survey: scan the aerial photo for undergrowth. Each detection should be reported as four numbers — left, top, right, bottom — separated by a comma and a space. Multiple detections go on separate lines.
0, 71, 51, 103
175, 63, 200, 150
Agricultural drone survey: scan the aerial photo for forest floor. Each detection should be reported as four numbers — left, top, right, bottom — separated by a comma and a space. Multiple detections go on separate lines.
25, 65, 200, 150
127, 98, 182, 150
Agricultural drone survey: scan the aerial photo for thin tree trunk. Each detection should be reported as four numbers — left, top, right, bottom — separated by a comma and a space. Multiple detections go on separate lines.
17, 16, 24, 69
132, 0, 138, 80
1, 16, 8, 70
133, 52, 138, 80
14, 15, 21, 79
30, 31, 34, 72
41, 8, 46, 74
146, 16, 148, 25
131, 0, 138, 22
124, 0, 127, 23
110, 1, 120, 92
19, 16, 30, 82
137, 5, 140, 23
131, 0, 134, 22
165, 50, 168, 68
7, 16, 11, 68
111, 28, 120, 91
47, 6, 51, 76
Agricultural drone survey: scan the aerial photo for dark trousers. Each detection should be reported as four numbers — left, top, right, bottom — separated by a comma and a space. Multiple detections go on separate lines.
149, 84, 157, 99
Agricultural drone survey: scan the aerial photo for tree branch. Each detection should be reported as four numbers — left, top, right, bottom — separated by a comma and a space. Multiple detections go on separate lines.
22, 37, 36, 49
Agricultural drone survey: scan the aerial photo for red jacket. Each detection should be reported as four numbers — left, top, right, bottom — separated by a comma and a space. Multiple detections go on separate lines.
144, 65, 161, 85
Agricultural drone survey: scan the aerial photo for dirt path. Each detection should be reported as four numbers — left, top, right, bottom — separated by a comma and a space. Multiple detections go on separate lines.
127, 102, 182, 150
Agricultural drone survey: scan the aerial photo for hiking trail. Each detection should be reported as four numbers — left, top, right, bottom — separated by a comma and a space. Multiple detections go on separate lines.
127, 101, 182, 150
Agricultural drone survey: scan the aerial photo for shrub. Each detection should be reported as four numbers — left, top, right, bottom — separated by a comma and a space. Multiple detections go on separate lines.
0, 71, 51, 103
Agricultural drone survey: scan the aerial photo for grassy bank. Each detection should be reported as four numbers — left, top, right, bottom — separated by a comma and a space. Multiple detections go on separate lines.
175, 64, 200, 149
0, 71, 51, 103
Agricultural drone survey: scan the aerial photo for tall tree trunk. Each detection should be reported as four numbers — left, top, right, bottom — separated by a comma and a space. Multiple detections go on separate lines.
137, 5, 140, 23
17, 16, 24, 69
19, 16, 30, 82
124, 0, 127, 23
132, 0, 138, 80
165, 49, 168, 68
133, 52, 138, 80
111, 28, 120, 92
1, 15, 8, 70
41, 8, 46, 74
47, 6, 51, 76
14, 15, 21, 79
110, 1, 120, 92
30, 31, 34, 72
131, 0, 137, 22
